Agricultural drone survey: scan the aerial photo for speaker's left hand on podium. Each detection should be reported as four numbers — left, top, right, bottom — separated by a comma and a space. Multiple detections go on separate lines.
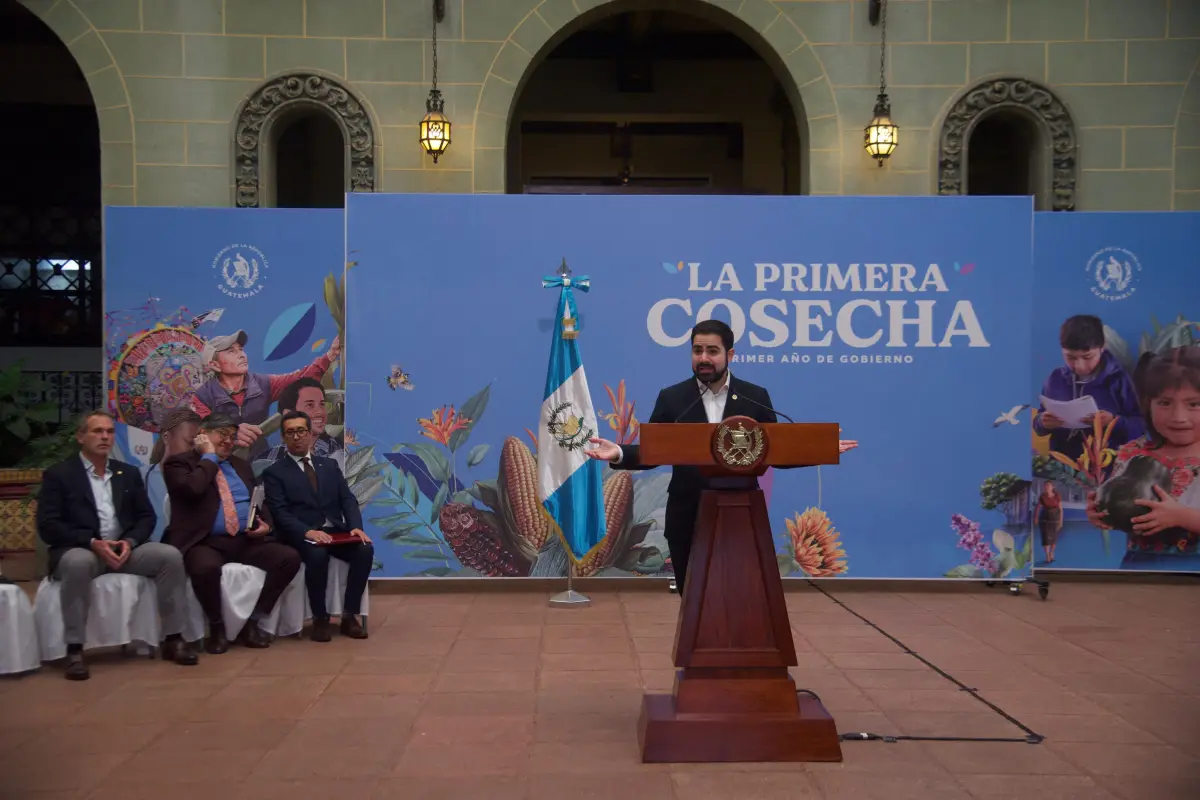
838, 440, 858, 454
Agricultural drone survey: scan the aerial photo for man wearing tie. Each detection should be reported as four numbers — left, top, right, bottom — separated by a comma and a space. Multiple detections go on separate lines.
263, 410, 372, 642
162, 413, 300, 653
37, 410, 198, 679
586, 320, 858, 593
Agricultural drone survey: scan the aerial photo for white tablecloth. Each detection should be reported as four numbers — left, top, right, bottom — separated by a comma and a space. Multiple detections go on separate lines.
32, 573, 161, 662
0, 584, 40, 674
181, 563, 306, 642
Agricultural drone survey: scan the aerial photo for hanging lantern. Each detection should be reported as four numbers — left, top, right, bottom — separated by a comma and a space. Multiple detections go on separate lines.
419, 89, 451, 163
864, 93, 898, 166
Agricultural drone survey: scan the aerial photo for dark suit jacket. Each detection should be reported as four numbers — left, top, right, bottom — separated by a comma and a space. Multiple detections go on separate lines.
161, 451, 273, 555
612, 375, 779, 499
36, 455, 156, 575
262, 454, 363, 548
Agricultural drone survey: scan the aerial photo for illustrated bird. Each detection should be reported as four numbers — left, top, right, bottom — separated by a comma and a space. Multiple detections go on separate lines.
992, 404, 1031, 427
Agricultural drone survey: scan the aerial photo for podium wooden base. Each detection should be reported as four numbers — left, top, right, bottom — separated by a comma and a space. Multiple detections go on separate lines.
638, 671, 843, 763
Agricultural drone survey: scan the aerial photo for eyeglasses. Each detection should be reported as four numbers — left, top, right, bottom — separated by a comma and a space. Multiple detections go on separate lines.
282, 428, 311, 439
206, 428, 236, 440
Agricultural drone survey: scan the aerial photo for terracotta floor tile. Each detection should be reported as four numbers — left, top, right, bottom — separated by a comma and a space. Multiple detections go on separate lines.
539, 669, 641, 691
324, 672, 437, 694
956, 773, 1121, 798
860, 688, 987, 714
97, 748, 267, 786
0, 751, 129, 793
976, 689, 1112, 717
884, 710, 1033, 740
669, 770, 820, 798
342, 654, 445, 673
394, 742, 529, 777
146, 719, 295, 752
1093, 774, 1200, 800
410, 713, 534, 745
923, 740, 1083, 775
541, 637, 632, 654
807, 739, 952, 776
529, 740, 666, 774
242, 652, 353, 676
422, 691, 538, 716
1018, 713, 1164, 744
372, 776, 527, 800
459, 625, 543, 640
843, 669, 953, 691
630, 636, 675, 654
640, 669, 677, 691
441, 651, 540, 672
250, 742, 401, 780
8, 721, 167, 757
534, 712, 638, 743
450, 637, 541, 655
826, 652, 921, 671
541, 652, 638, 671
433, 670, 537, 693
536, 688, 645, 716
809, 771, 973, 799
236, 778, 382, 800
89, 782, 243, 800
303, 692, 424, 720
1046, 742, 1200, 777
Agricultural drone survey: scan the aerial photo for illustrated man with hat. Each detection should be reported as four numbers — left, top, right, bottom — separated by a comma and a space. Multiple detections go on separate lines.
189, 329, 340, 459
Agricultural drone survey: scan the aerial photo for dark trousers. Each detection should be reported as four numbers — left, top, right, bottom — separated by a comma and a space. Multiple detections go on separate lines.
665, 494, 700, 595
184, 535, 301, 626
296, 537, 374, 619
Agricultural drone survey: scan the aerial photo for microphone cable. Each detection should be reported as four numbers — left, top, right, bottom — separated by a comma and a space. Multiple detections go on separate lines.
797, 582, 1045, 746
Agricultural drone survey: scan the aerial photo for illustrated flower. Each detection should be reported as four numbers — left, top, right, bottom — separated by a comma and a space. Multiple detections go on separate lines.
418, 405, 471, 447
785, 507, 848, 577
951, 513, 996, 573
344, 428, 359, 446
602, 380, 640, 445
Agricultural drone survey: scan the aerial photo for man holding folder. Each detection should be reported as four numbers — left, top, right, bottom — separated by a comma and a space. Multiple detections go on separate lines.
263, 410, 372, 642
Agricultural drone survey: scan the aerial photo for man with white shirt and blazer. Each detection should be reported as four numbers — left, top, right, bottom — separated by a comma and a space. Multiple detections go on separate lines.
263, 410, 372, 642
586, 320, 858, 594
36, 410, 198, 679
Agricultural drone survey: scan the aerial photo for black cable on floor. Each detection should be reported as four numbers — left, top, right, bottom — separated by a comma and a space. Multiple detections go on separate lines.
798, 581, 1045, 746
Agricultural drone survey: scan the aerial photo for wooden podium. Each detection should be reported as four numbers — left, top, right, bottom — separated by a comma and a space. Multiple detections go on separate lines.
636, 416, 844, 763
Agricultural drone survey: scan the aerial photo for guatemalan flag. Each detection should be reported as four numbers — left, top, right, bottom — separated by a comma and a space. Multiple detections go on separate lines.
538, 260, 608, 565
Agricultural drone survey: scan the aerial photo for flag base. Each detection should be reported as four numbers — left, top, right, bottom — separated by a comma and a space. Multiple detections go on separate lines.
548, 588, 591, 608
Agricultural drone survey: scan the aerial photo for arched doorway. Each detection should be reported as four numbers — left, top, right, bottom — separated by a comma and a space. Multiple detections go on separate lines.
272, 110, 347, 209
493, 0, 815, 196
0, 0, 102, 350
937, 77, 1078, 212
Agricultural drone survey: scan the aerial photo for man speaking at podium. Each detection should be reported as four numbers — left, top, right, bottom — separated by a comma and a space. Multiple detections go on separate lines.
586, 320, 856, 593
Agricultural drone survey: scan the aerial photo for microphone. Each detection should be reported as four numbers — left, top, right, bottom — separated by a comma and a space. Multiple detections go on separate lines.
672, 383, 710, 423
731, 392, 795, 423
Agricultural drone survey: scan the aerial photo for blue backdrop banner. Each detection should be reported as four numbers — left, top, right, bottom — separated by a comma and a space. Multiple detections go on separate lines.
346, 194, 1036, 580
1031, 211, 1200, 574
103, 207, 347, 543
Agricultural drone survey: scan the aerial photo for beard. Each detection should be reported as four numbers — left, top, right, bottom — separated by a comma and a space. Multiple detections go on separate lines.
693, 364, 727, 386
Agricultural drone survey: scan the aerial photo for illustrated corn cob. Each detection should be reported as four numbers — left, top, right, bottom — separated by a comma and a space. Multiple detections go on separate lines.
438, 502, 531, 577
573, 471, 635, 577
497, 436, 550, 561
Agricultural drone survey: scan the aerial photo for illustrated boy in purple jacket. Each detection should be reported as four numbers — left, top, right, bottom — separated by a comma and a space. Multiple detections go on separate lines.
1033, 314, 1143, 462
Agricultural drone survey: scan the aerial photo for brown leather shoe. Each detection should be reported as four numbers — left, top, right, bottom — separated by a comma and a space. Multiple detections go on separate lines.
162, 637, 199, 666
340, 616, 368, 639
311, 617, 332, 642
205, 624, 230, 655
64, 651, 89, 681
239, 623, 271, 649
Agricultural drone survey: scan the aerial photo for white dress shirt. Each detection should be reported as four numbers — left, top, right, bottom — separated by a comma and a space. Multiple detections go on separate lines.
613, 372, 730, 464
81, 453, 120, 541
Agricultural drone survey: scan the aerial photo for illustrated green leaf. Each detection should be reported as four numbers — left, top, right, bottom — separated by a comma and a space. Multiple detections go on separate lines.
431, 483, 449, 524
416, 566, 456, 577
389, 532, 443, 547
384, 522, 425, 537
398, 441, 452, 483
345, 444, 375, 477
407, 548, 452, 561
944, 564, 984, 578
448, 383, 491, 452
405, 472, 419, 507
776, 553, 795, 576
452, 489, 474, 505
466, 443, 490, 468
370, 512, 416, 527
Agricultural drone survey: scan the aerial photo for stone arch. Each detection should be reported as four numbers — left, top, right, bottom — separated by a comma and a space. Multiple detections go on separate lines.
232, 72, 378, 208
1172, 54, 1200, 211
471, 0, 840, 194
937, 77, 1078, 212
20, 0, 135, 201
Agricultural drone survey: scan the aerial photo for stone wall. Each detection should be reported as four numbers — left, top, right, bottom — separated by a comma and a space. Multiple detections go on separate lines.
18, 0, 1200, 209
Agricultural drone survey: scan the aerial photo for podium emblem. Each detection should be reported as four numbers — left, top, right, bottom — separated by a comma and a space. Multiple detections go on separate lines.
714, 419, 765, 468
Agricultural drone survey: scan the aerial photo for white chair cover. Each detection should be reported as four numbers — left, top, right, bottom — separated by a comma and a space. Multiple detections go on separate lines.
305, 558, 370, 620
0, 584, 40, 675
181, 563, 306, 642
32, 573, 162, 662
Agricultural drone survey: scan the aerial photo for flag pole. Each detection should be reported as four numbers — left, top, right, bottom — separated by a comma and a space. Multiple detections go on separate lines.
545, 256, 592, 609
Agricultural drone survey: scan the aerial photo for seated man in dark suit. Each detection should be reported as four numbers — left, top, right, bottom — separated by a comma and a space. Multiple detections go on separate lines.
162, 412, 301, 653
263, 410, 372, 642
36, 410, 198, 680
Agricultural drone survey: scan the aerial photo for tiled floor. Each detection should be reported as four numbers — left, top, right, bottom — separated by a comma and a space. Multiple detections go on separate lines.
1, 580, 1198, 799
